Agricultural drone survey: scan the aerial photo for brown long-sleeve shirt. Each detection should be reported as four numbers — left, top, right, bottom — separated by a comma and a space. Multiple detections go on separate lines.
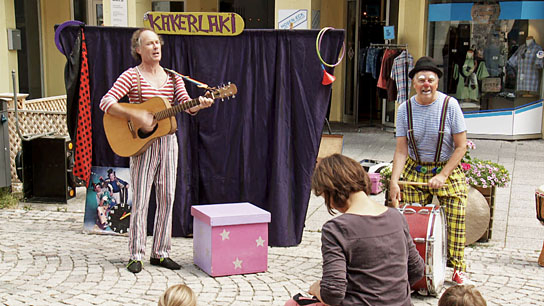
319, 208, 424, 306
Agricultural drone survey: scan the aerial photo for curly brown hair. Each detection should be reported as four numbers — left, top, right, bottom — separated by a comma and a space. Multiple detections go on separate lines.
311, 154, 371, 215
130, 28, 163, 61
438, 285, 487, 306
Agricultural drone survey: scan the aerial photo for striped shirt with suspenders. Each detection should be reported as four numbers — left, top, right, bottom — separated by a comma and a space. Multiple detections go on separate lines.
403, 95, 469, 273
406, 95, 451, 167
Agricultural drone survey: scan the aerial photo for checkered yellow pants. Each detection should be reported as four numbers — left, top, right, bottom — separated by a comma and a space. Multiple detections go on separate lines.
402, 157, 468, 272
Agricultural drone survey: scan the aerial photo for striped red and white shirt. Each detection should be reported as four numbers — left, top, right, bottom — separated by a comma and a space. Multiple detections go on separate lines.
100, 67, 191, 114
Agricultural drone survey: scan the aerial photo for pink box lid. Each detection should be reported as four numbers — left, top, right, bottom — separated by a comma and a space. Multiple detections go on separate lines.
191, 202, 271, 226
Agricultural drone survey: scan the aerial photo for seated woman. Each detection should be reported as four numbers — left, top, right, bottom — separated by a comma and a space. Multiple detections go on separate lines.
308, 154, 424, 306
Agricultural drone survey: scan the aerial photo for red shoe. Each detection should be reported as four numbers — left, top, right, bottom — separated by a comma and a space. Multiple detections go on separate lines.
452, 270, 474, 285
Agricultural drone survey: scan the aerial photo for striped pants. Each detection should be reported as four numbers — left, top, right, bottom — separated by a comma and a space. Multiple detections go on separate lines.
402, 158, 468, 272
128, 134, 178, 261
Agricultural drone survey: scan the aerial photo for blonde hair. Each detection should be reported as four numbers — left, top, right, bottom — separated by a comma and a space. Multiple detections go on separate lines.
438, 285, 487, 306
158, 284, 197, 306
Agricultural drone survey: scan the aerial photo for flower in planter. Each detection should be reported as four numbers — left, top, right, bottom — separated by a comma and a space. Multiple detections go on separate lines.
379, 164, 393, 192
462, 140, 476, 164
464, 158, 511, 188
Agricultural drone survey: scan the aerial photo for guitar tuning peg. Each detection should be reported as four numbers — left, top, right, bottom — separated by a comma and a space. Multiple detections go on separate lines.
232, 95, 236, 98
221, 98, 224, 102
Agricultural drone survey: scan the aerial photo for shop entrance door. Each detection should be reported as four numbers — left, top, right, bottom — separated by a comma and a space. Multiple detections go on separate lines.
15, 0, 43, 99
344, 0, 398, 126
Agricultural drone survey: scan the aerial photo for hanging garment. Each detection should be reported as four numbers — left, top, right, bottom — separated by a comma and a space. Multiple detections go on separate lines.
507, 41, 544, 92
483, 40, 506, 77
365, 47, 379, 78
391, 50, 414, 103
377, 49, 400, 102
377, 49, 398, 89
63, 27, 82, 143
453, 59, 489, 101
73, 28, 92, 186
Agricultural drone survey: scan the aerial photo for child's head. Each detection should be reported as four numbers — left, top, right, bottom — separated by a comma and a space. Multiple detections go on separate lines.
438, 285, 486, 306
158, 284, 197, 306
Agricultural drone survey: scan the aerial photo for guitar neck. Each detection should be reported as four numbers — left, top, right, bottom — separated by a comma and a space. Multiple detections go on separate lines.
155, 97, 201, 120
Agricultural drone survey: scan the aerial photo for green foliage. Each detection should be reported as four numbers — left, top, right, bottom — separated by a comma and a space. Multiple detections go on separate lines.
461, 140, 511, 188
379, 164, 393, 192
0, 187, 20, 209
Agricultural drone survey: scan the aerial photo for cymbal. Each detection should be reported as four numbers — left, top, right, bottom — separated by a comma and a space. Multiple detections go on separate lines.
465, 186, 491, 245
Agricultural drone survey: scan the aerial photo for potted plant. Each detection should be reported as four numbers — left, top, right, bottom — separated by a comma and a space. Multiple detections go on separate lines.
463, 140, 510, 241
462, 158, 511, 190
379, 164, 396, 206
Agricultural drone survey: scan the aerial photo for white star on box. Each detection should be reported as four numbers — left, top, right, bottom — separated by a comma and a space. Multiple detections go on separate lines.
233, 257, 243, 269
220, 229, 230, 240
256, 236, 265, 247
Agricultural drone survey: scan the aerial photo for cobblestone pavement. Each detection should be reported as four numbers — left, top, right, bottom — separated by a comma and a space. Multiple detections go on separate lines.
1, 127, 544, 305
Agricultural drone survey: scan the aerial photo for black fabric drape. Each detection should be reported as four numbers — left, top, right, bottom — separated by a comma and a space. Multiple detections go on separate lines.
62, 27, 83, 142
59, 26, 344, 246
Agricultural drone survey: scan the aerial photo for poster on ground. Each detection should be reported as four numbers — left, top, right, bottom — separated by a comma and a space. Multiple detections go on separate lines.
83, 166, 132, 235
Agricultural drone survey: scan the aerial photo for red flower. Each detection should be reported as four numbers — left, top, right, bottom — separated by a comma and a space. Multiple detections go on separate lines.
461, 163, 471, 171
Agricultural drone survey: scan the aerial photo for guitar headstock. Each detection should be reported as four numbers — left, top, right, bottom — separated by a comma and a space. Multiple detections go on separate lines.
210, 83, 238, 100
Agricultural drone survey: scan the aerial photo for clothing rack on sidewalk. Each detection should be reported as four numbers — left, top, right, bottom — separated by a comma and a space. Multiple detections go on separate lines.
368, 43, 409, 128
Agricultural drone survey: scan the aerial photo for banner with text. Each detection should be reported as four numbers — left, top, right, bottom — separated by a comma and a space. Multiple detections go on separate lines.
144, 11, 245, 36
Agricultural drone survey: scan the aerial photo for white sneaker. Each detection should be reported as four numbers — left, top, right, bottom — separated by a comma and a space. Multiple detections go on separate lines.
452, 270, 474, 285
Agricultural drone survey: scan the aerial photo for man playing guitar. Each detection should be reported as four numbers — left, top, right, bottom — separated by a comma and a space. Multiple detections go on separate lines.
100, 28, 214, 273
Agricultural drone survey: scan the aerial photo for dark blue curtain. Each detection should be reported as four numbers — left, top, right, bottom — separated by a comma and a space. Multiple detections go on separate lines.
59, 26, 344, 247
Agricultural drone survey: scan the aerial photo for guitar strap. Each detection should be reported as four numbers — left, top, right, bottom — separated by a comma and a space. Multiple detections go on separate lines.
164, 67, 209, 89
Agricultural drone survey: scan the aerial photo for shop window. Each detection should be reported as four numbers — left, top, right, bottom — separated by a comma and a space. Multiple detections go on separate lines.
219, 0, 274, 29
73, 0, 87, 23
152, 1, 185, 12
427, 1, 544, 114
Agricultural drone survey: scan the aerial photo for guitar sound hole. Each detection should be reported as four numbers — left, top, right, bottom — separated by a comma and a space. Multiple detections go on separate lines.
137, 124, 158, 139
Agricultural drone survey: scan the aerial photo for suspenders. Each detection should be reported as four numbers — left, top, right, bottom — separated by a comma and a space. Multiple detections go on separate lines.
135, 68, 177, 104
434, 96, 450, 162
136, 69, 143, 104
406, 95, 451, 163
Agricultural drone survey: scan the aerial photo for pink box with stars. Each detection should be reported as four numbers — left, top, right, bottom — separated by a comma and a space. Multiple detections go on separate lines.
191, 202, 271, 277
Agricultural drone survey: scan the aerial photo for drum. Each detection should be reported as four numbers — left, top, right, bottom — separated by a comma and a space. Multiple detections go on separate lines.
535, 185, 544, 225
399, 204, 446, 297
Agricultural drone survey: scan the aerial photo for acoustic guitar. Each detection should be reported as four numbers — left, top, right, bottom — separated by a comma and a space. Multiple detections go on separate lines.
103, 83, 237, 157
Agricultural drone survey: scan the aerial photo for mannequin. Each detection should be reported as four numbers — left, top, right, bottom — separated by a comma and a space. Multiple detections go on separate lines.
507, 36, 543, 94
453, 50, 489, 101
484, 34, 506, 77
